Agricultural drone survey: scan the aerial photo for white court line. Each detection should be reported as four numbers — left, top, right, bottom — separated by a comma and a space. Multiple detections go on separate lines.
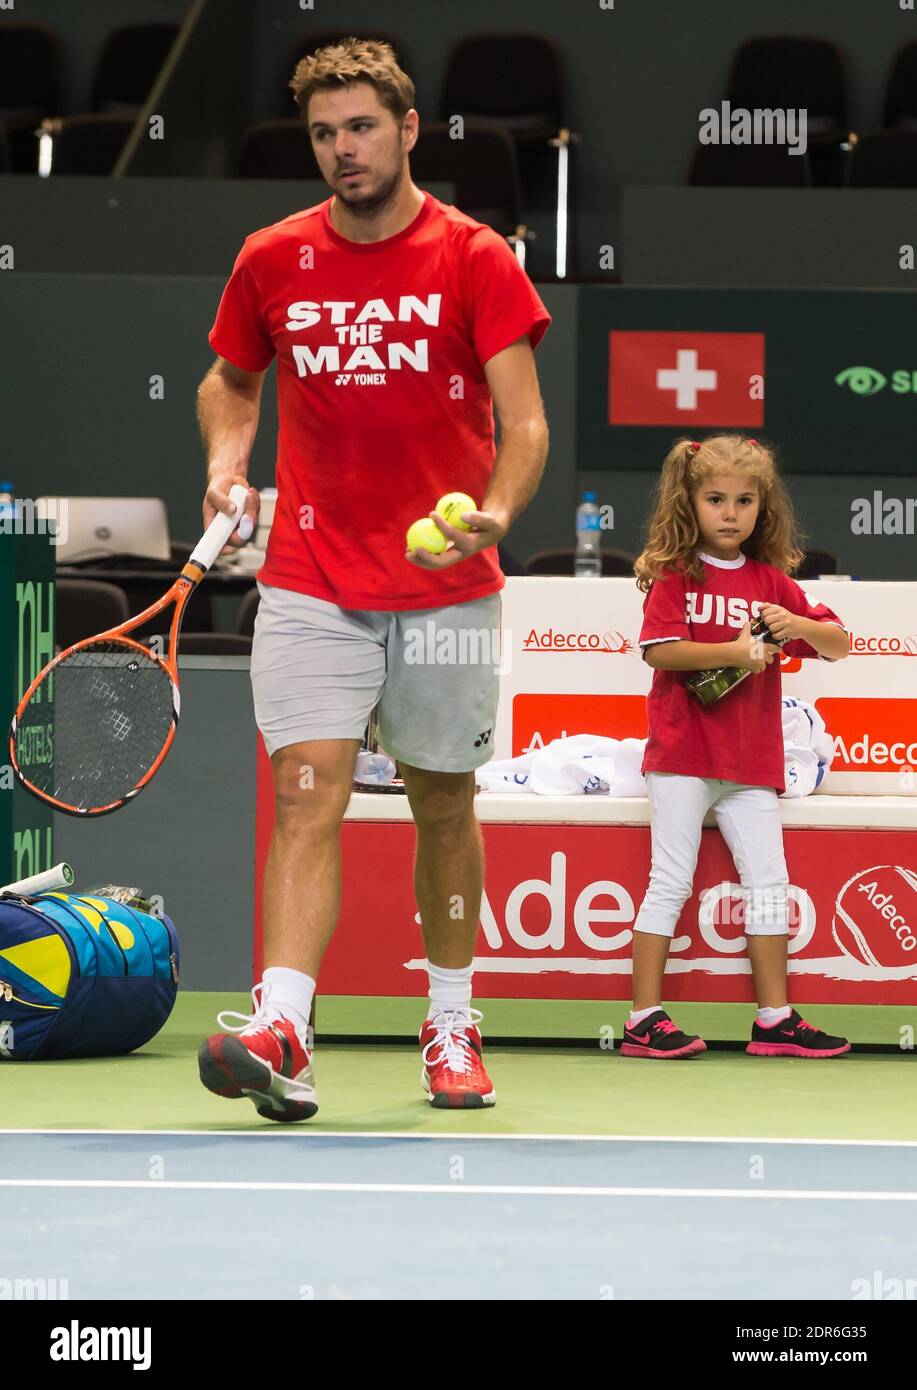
0, 1178, 915, 1200
0, 1129, 916, 1148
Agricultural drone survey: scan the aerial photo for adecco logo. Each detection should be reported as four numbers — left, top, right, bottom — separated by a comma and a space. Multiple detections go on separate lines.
511, 693, 648, 755
818, 698, 917, 771
522, 628, 634, 653
833, 866, 917, 967
848, 632, 917, 656
473, 851, 816, 968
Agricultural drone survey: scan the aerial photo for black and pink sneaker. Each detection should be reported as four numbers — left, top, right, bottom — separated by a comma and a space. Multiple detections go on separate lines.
747, 1009, 850, 1058
620, 1010, 707, 1059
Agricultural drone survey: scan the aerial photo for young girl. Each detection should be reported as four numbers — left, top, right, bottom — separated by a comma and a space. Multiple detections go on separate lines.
623, 434, 851, 1060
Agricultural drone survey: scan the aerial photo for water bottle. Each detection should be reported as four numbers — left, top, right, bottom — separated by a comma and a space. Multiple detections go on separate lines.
353, 749, 396, 786
574, 491, 601, 577
0, 482, 16, 526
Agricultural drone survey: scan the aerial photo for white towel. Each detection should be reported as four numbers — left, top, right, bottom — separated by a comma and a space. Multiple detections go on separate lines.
779, 697, 833, 797
528, 736, 619, 795
476, 697, 835, 799
612, 738, 650, 797
474, 752, 535, 793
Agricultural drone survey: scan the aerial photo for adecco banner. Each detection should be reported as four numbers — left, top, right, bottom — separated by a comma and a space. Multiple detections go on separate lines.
314, 822, 917, 1005
497, 577, 917, 795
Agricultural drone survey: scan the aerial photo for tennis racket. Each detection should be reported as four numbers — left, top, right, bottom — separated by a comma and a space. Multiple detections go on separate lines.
0, 862, 74, 897
10, 484, 252, 817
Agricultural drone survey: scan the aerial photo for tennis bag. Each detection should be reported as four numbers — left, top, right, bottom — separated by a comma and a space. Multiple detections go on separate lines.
0, 891, 179, 1061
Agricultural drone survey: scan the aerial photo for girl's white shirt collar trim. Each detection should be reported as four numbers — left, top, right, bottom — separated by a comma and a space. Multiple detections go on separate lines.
698, 550, 747, 570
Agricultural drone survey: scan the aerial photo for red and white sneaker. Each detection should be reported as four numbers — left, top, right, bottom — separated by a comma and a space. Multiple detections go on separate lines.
420, 1008, 496, 1109
198, 985, 318, 1122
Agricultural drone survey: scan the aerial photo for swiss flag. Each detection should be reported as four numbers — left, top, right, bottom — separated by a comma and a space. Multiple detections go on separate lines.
609, 330, 764, 426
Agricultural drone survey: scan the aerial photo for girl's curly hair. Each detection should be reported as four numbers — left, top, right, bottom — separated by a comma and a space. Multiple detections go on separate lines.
634, 434, 807, 593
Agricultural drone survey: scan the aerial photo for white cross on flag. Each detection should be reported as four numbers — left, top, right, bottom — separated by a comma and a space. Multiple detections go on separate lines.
608, 331, 764, 425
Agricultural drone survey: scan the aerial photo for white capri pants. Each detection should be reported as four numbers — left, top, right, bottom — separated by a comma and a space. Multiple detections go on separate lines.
634, 773, 790, 938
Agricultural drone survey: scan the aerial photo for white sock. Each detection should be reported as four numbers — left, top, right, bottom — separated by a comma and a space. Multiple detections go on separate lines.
260, 966, 316, 1038
427, 961, 473, 1020
628, 1005, 662, 1027
757, 1004, 792, 1027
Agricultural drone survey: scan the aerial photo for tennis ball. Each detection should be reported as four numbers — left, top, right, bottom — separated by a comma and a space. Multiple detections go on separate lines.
435, 492, 477, 532
406, 518, 447, 554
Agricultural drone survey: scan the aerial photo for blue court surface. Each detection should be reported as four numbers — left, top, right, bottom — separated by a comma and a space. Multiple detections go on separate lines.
4, 1131, 916, 1300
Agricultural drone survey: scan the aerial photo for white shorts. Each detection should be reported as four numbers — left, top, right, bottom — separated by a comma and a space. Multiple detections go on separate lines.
634, 772, 790, 938
250, 582, 502, 773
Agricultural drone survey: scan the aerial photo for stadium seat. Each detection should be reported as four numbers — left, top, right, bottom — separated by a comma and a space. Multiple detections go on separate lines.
0, 21, 60, 172
43, 113, 134, 174
235, 587, 260, 637
238, 119, 319, 179
727, 36, 848, 140
845, 130, 917, 188
795, 549, 839, 578
689, 141, 812, 186
55, 578, 129, 651
525, 547, 636, 577
89, 23, 180, 115
440, 32, 564, 146
411, 120, 525, 239
725, 36, 851, 185
882, 41, 917, 129
438, 32, 574, 274
177, 633, 253, 655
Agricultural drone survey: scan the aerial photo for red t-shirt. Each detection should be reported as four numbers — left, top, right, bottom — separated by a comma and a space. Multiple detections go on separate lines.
208, 190, 552, 610
638, 550, 848, 793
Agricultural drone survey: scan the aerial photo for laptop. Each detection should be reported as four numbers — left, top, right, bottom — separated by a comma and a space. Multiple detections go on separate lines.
40, 497, 171, 564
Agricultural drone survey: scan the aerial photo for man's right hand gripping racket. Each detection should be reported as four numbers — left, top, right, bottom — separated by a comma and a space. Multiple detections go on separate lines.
10, 484, 252, 817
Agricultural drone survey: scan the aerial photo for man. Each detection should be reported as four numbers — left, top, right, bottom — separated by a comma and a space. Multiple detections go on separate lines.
196, 37, 551, 1121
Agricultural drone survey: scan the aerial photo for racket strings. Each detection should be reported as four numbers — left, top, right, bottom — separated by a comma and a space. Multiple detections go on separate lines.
14, 640, 176, 812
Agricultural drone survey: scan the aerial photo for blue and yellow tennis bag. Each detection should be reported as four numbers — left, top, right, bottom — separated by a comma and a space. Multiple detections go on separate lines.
0, 891, 178, 1060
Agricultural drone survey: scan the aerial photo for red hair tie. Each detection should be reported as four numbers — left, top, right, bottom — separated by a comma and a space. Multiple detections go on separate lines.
748, 438, 758, 446
690, 440, 701, 450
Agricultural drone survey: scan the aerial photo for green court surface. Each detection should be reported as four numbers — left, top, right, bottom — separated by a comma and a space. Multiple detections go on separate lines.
4, 993, 916, 1140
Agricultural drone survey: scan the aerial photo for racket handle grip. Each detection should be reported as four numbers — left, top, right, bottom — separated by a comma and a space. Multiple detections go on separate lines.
191, 484, 251, 572
0, 861, 75, 897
